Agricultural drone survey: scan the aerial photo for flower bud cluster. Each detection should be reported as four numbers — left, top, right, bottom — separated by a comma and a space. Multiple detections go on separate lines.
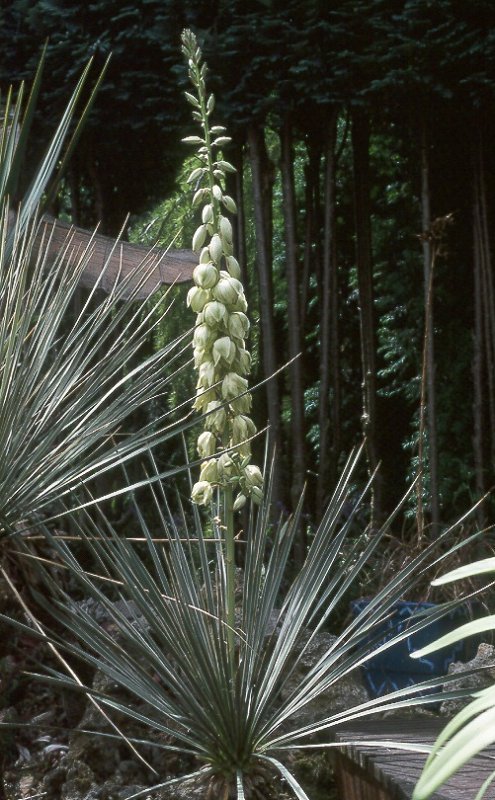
181, 29, 263, 509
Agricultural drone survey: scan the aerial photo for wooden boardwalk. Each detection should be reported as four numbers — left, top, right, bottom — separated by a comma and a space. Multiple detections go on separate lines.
334, 719, 495, 799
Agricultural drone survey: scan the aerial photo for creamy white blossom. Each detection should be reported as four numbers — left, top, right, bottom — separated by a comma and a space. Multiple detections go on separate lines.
197, 431, 217, 458
204, 300, 228, 327
191, 480, 213, 505
193, 262, 218, 289
183, 34, 263, 507
212, 336, 236, 366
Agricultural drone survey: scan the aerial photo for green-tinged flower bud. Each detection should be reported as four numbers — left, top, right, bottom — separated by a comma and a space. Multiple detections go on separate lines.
193, 187, 209, 206
213, 336, 236, 366
184, 92, 201, 109
197, 431, 217, 458
232, 415, 250, 444
204, 300, 228, 327
200, 458, 219, 483
245, 416, 257, 437
235, 347, 252, 375
192, 224, 208, 252
191, 480, 213, 505
250, 485, 263, 504
198, 360, 216, 388
202, 204, 214, 224
206, 93, 215, 114
187, 166, 204, 182
228, 311, 250, 340
212, 276, 239, 307
219, 271, 242, 293
193, 262, 218, 289
200, 247, 211, 264
187, 286, 210, 313
244, 464, 263, 489
225, 255, 241, 279
222, 372, 248, 400
205, 401, 227, 436
233, 493, 247, 512
215, 160, 236, 173
221, 237, 233, 257
212, 184, 223, 201
211, 125, 227, 134
182, 134, 204, 145
193, 386, 216, 411
218, 452, 236, 479
209, 233, 223, 264
230, 392, 252, 414
213, 136, 232, 147
219, 216, 233, 243
193, 323, 216, 350
231, 291, 248, 313
193, 347, 206, 368
222, 195, 237, 214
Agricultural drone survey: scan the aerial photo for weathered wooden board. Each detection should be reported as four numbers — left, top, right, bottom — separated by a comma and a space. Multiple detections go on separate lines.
33, 216, 196, 298
334, 719, 495, 799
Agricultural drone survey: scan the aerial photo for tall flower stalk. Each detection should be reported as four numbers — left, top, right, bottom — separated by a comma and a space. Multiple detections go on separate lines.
181, 30, 262, 662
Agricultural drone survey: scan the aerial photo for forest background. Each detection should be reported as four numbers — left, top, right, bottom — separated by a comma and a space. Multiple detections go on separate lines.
2, 0, 495, 551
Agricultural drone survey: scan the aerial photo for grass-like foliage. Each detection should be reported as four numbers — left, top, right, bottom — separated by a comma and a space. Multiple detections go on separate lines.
2, 450, 483, 799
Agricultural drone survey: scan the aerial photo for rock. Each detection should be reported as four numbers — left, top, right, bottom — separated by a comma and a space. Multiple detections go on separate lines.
153, 775, 205, 799
440, 642, 495, 716
62, 759, 95, 799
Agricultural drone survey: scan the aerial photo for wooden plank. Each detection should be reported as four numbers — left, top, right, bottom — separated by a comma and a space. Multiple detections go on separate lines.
334, 719, 495, 800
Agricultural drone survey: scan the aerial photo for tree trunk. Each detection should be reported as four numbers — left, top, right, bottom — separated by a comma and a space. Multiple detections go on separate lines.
301, 140, 321, 334
229, 143, 249, 293
351, 108, 381, 526
247, 123, 283, 508
419, 124, 440, 535
280, 115, 306, 562
317, 111, 340, 519
472, 145, 485, 527
472, 127, 495, 526
476, 131, 495, 470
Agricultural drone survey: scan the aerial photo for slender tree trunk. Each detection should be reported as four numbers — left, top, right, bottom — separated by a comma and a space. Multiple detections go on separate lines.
472, 127, 495, 528
419, 124, 440, 534
317, 112, 340, 518
247, 123, 283, 508
476, 131, 495, 470
301, 141, 321, 334
351, 108, 381, 525
280, 116, 306, 562
230, 143, 249, 293
472, 148, 485, 527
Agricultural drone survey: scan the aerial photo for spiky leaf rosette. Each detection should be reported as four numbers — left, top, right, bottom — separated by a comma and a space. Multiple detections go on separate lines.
0, 61, 193, 535
181, 29, 262, 511
0, 451, 484, 800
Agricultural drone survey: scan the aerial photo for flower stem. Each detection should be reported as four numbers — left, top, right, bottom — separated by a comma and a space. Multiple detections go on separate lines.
224, 484, 236, 670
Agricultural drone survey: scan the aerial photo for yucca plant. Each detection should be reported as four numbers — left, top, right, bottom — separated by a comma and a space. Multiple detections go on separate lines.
412, 558, 495, 800
2, 452, 485, 800
0, 54, 194, 537
0, 31, 487, 800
